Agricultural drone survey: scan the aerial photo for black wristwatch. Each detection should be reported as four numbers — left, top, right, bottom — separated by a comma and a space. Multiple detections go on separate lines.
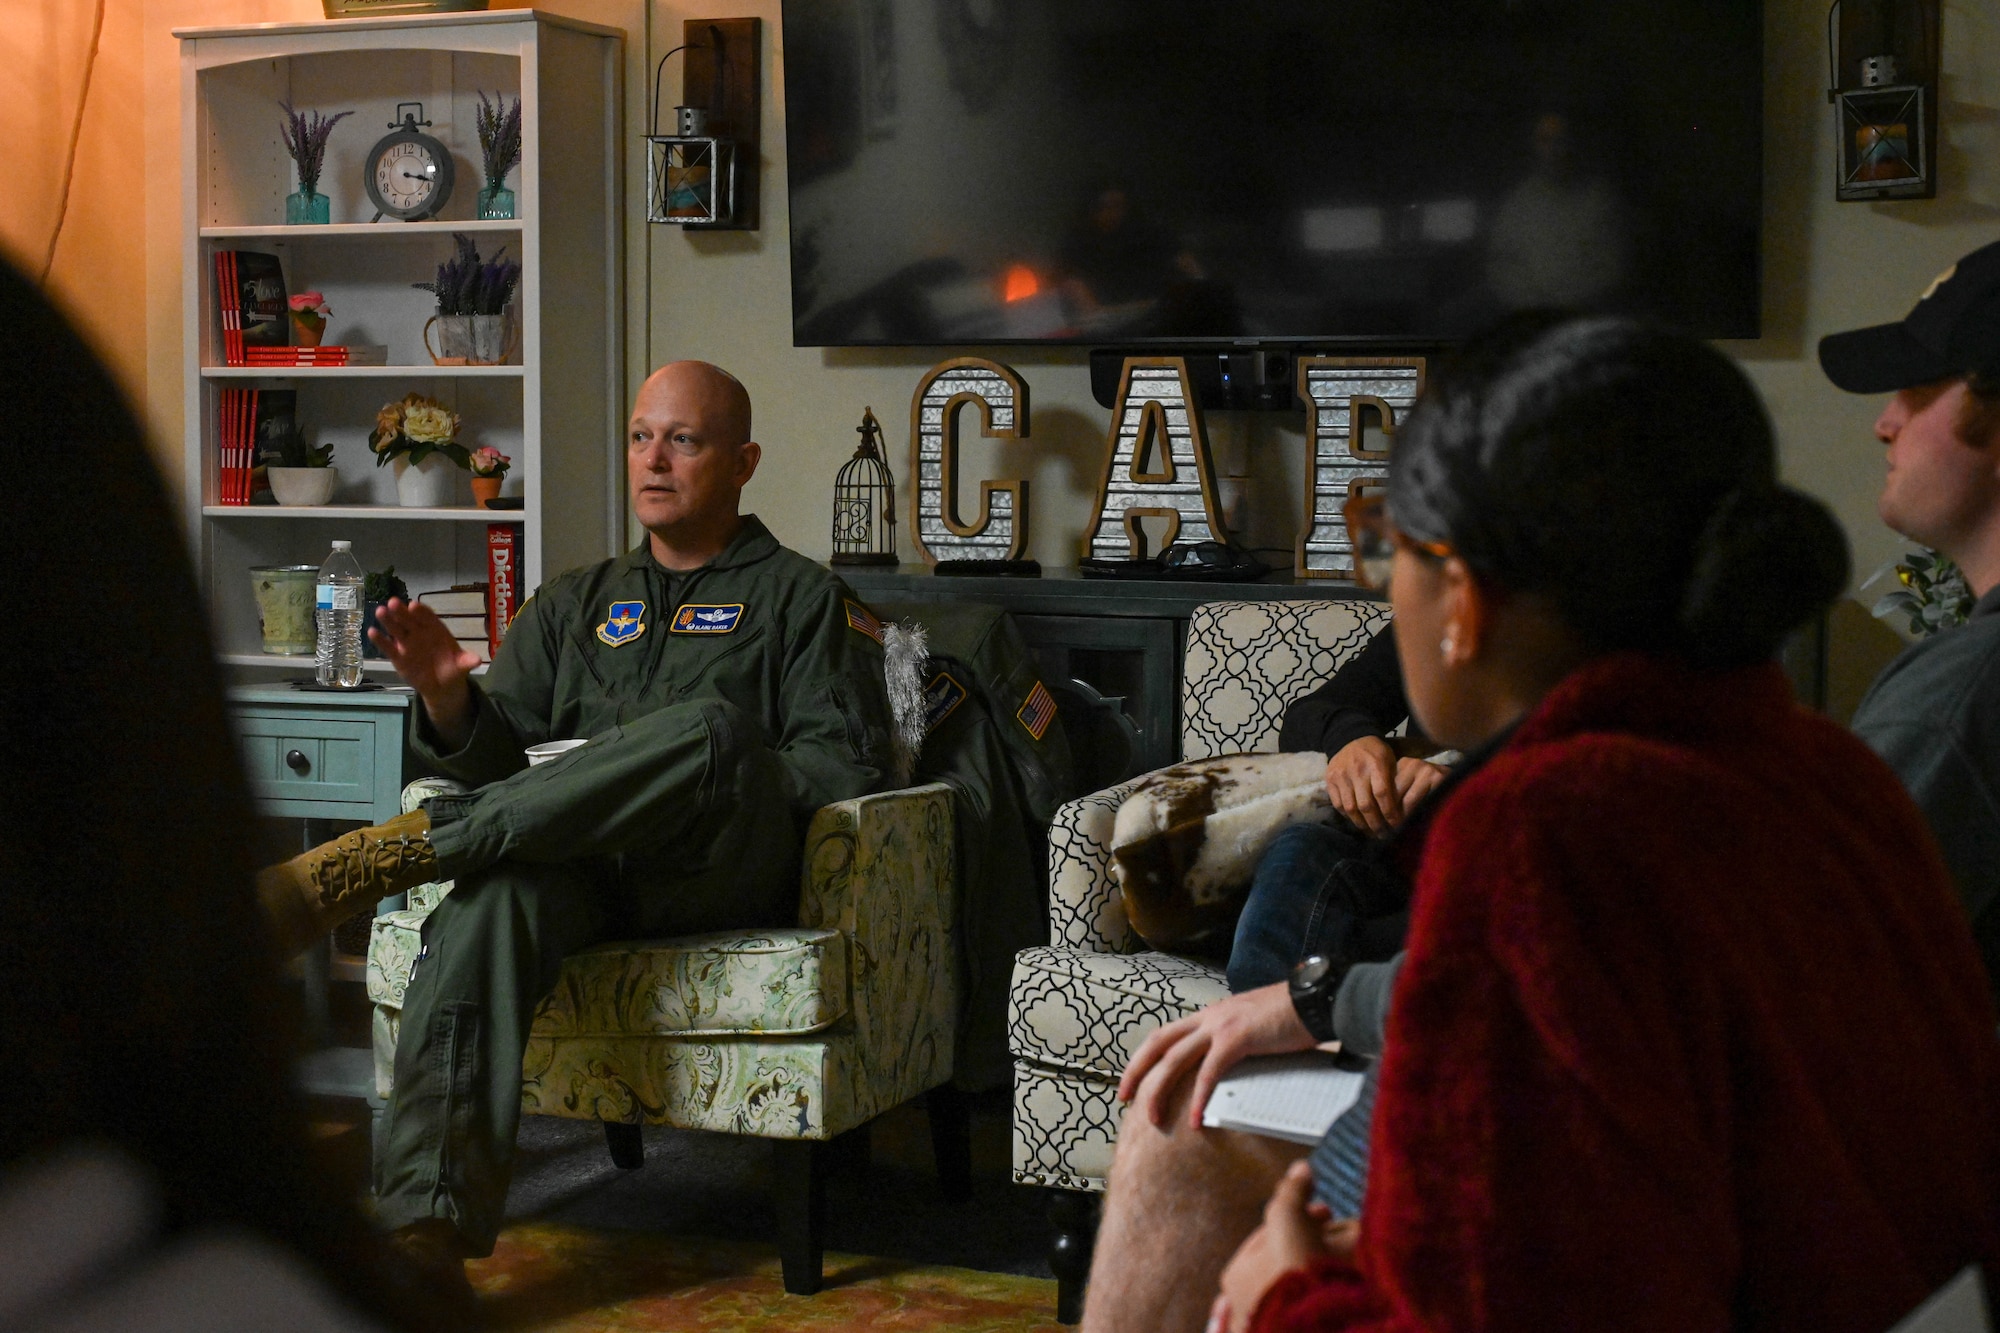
1289, 953, 1346, 1044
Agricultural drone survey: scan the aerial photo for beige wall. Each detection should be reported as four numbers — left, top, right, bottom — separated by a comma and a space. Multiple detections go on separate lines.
22, 0, 1990, 704
647, 0, 2000, 711
1, 0, 147, 410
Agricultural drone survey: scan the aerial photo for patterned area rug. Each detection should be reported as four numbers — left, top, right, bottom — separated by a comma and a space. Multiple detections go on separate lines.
469, 1223, 1065, 1332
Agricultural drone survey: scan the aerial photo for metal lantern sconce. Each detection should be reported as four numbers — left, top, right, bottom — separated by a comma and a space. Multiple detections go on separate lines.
645, 19, 762, 229
830, 407, 898, 566
648, 105, 737, 226
1826, 0, 1939, 202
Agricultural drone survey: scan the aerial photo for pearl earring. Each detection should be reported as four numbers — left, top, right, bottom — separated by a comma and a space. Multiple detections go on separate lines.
1441, 632, 1457, 659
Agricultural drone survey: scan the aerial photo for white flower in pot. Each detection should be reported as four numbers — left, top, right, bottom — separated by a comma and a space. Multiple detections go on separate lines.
263, 427, 339, 506
370, 393, 469, 508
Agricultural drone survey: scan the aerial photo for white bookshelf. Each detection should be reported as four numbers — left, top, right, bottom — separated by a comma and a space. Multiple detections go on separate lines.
177, 11, 624, 671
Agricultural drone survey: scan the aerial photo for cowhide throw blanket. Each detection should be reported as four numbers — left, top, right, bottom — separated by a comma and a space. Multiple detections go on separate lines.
1110, 751, 1329, 953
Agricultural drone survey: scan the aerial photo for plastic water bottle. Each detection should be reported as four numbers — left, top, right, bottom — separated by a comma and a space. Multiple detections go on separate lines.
315, 539, 365, 687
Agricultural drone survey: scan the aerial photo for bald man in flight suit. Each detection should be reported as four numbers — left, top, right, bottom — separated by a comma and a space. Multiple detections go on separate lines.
256, 361, 894, 1298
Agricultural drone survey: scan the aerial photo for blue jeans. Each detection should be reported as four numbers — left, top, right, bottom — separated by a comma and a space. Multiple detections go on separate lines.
1227, 820, 1407, 993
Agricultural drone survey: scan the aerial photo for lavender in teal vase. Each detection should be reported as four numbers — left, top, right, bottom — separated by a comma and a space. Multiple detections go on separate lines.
475, 91, 522, 220
280, 102, 351, 225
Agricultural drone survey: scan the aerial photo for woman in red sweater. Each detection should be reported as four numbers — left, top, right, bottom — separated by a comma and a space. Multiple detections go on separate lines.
1108, 316, 2000, 1333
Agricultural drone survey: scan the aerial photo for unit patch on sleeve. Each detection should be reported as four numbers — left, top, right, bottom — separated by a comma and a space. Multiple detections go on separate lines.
671, 603, 744, 634
924, 670, 969, 731
1016, 680, 1057, 741
595, 600, 647, 647
844, 598, 885, 645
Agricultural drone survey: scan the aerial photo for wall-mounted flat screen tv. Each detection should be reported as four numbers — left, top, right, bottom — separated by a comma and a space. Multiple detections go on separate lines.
781, 0, 1762, 347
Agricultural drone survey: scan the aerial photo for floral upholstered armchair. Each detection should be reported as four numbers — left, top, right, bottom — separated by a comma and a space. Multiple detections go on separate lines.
1008, 597, 1391, 1322
366, 778, 957, 1295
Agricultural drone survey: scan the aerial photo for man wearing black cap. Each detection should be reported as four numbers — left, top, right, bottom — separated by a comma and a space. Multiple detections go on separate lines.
1820, 237, 2000, 999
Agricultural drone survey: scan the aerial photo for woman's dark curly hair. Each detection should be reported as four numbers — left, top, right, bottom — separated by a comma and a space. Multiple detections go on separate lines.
1388, 314, 1851, 670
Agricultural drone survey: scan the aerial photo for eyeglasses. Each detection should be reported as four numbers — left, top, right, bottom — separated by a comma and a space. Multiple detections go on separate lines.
1342, 492, 1454, 591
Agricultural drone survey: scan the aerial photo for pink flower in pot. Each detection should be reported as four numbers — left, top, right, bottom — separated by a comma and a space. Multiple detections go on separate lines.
469, 445, 511, 507
288, 292, 330, 347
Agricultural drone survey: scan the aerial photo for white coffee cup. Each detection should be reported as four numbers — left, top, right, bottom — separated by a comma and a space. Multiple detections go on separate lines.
525, 739, 590, 767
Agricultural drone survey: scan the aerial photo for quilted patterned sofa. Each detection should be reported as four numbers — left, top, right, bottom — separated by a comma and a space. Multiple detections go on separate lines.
1008, 597, 1391, 1320
367, 777, 957, 1295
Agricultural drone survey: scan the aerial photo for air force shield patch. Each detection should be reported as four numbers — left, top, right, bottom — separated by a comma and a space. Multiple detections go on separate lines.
595, 600, 647, 647
672, 603, 744, 634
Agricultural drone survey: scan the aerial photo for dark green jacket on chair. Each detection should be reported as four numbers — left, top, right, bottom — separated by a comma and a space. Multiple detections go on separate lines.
877, 601, 1076, 1090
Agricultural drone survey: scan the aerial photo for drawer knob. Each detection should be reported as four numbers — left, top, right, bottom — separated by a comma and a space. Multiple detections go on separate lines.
285, 749, 311, 775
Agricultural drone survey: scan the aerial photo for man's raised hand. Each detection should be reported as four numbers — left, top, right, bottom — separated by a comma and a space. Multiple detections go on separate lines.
368, 597, 480, 745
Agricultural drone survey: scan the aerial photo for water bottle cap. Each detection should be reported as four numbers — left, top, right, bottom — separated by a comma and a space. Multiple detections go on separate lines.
332, 540, 352, 551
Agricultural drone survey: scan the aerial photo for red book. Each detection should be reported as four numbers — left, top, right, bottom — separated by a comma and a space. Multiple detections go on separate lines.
245, 388, 260, 504
230, 250, 246, 366
245, 347, 351, 364
486, 523, 523, 659
215, 251, 241, 366
231, 387, 250, 504
217, 388, 240, 504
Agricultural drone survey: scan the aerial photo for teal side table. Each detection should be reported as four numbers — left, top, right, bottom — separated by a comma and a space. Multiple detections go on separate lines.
228, 684, 414, 823
228, 684, 415, 1101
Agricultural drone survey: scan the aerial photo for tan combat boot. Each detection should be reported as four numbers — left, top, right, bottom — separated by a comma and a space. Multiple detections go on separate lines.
256, 809, 438, 957
384, 1218, 480, 1327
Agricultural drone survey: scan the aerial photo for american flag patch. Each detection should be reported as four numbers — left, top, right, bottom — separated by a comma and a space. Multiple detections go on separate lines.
1015, 680, 1057, 740
845, 599, 884, 644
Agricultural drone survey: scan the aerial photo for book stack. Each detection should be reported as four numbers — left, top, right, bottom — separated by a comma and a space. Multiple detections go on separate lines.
214, 250, 288, 366
242, 345, 389, 368
214, 387, 296, 505
419, 585, 492, 663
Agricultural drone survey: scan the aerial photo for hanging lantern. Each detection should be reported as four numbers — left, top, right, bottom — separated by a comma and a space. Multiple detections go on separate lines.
831, 407, 898, 566
643, 24, 758, 229
647, 105, 739, 226
1827, 0, 1938, 203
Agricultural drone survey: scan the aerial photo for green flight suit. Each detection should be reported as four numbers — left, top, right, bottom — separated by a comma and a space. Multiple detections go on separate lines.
373, 516, 892, 1253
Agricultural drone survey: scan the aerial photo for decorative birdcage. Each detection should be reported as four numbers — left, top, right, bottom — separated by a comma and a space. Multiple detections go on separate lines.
831, 407, 898, 566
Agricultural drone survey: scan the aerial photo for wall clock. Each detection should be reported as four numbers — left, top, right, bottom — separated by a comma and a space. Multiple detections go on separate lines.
365, 103, 455, 222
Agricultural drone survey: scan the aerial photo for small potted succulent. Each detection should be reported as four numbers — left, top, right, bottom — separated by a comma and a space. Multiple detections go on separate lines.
369, 393, 468, 507
416, 233, 522, 366
361, 566, 410, 658
288, 292, 331, 347
260, 425, 338, 506
468, 446, 512, 507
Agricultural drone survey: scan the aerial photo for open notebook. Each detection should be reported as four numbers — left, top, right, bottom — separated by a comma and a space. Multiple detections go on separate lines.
1890, 1267, 1994, 1333
1201, 1052, 1368, 1146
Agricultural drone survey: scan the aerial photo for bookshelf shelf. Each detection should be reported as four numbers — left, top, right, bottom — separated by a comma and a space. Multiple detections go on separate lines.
180, 13, 622, 677
199, 220, 522, 240
203, 505, 513, 521
201, 365, 526, 379
219, 653, 487, 676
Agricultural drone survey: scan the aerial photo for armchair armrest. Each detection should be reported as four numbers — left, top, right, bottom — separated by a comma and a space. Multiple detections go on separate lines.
1047, 775, 1154, 955
799, 783, 957, 1086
